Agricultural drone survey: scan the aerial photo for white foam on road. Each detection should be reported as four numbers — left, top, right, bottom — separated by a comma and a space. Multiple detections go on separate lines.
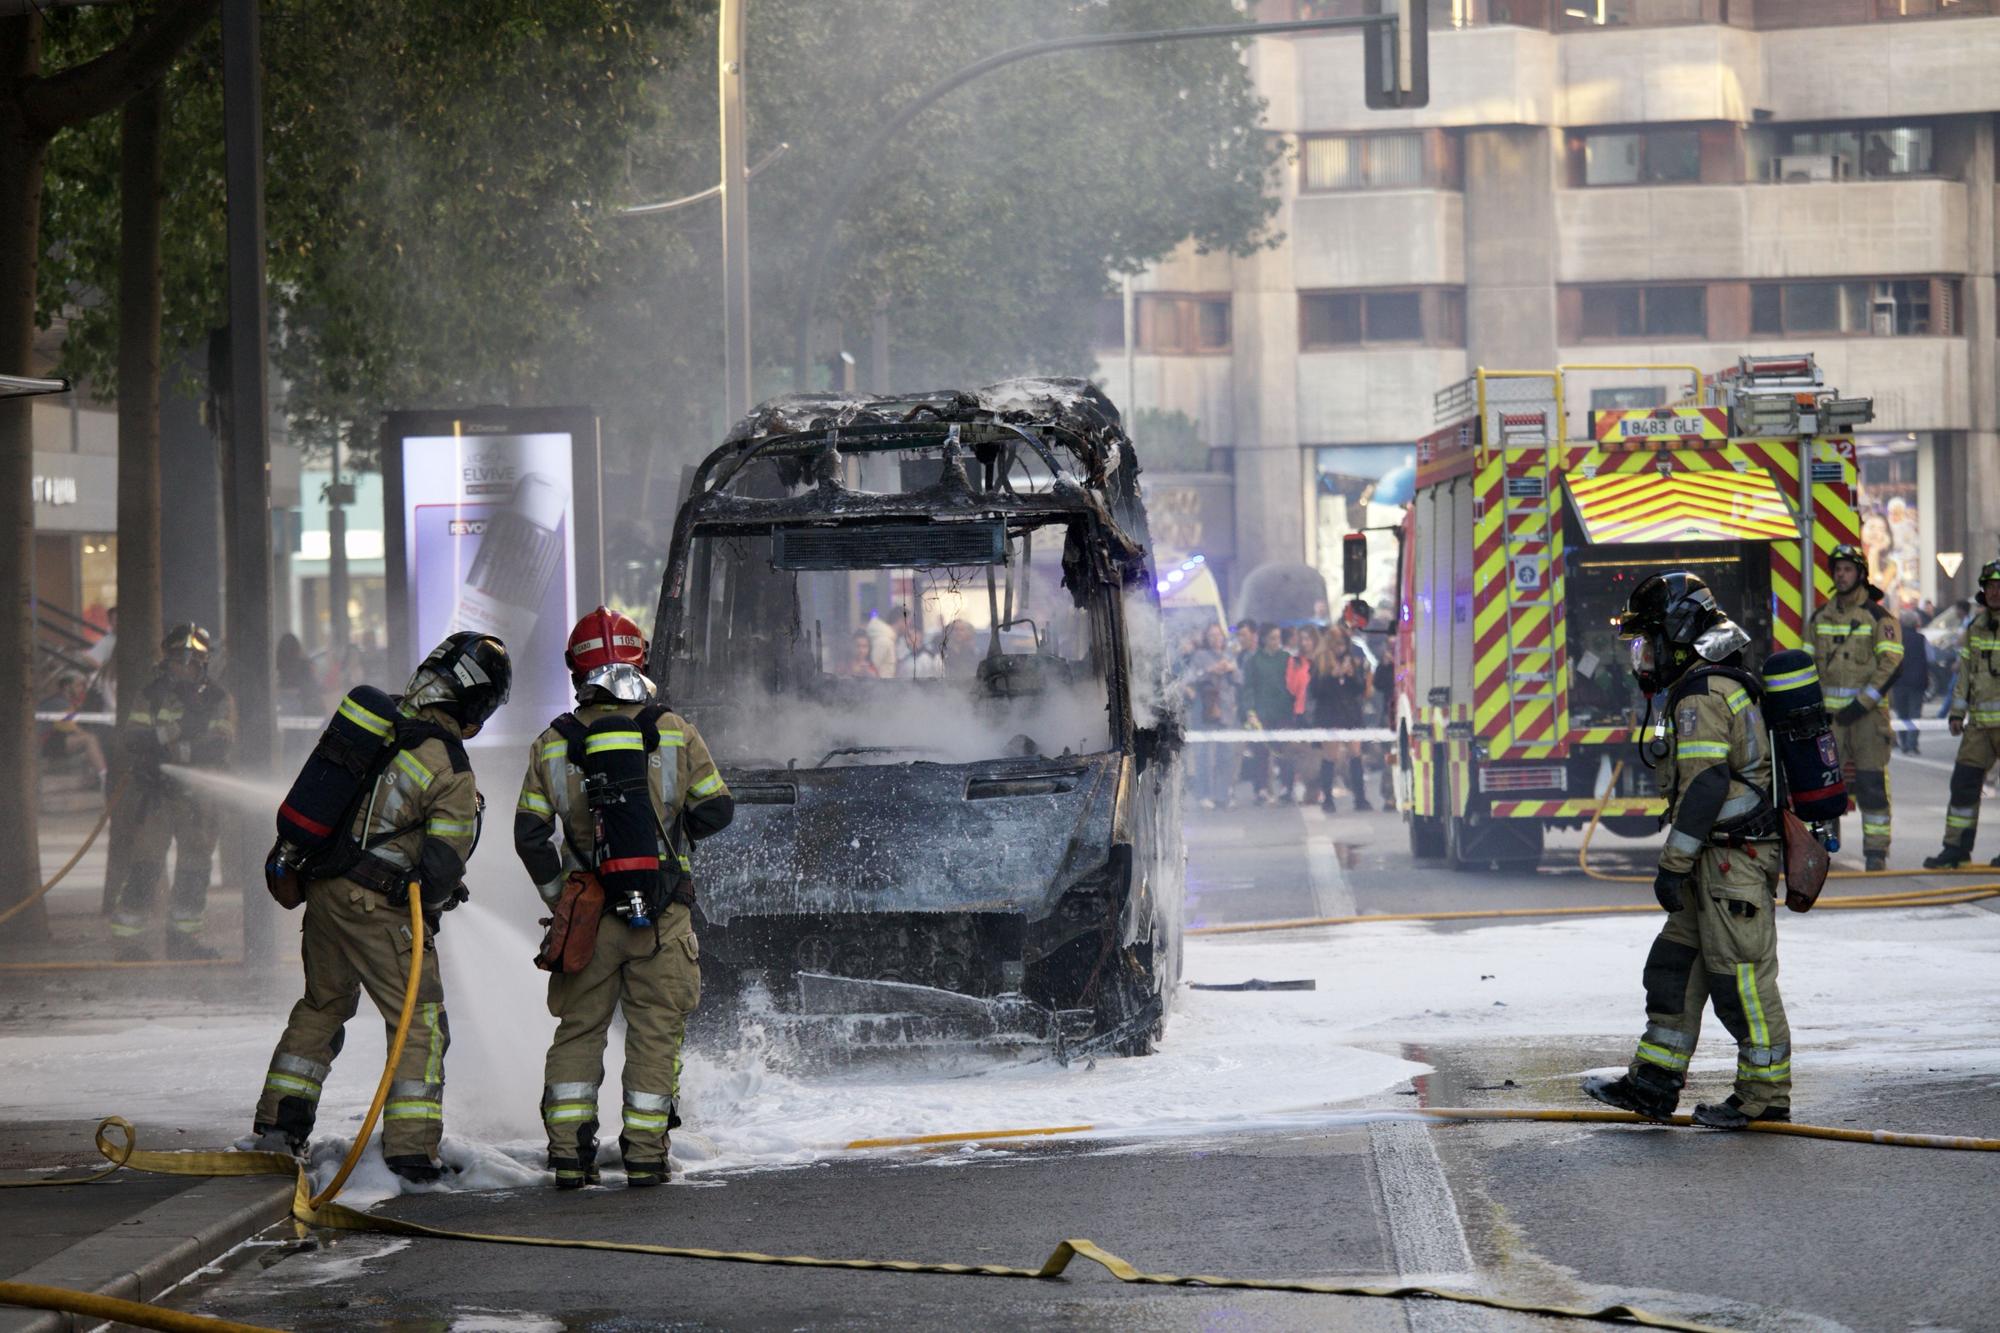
4, 903, 1998, 1188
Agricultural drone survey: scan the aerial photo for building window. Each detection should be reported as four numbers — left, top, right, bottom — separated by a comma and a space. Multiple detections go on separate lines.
1300, 289, 1465, 349
1136, 295, 1230, 355
1575, 285, 1708, 340
1763, 125, 1935, 181
1555, 0, 1709, 28
1092, 296, 1125, 348
1571, 127, 1703, 186
1302, 132, 1430, 192
1749, 279, 1959, 336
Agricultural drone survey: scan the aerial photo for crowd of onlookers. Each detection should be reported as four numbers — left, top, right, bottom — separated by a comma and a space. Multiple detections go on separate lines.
1174, 616, 1395, 813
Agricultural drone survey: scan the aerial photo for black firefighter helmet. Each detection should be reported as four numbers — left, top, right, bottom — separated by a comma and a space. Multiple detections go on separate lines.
1618, 572, 1750, 695
159, 622, 213, 677
404, 631, 512, 733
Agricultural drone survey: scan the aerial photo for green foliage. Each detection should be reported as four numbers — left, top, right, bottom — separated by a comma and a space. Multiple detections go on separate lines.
39, 1, 687, 454
36, 0, 1278, 510
1130, 407, 1210, 472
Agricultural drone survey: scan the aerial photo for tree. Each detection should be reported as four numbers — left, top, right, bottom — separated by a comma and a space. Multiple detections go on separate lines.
28, 0, 1280, 720
556, 0, 1283, 576
1, 2, 219, 930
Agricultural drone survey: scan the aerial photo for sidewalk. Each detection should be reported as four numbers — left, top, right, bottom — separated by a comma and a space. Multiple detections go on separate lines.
0, 780, 299, 1329
0, 1120, 293, 1333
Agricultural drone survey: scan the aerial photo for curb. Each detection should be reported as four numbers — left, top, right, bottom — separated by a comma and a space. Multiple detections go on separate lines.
0, 1175, 294, 1333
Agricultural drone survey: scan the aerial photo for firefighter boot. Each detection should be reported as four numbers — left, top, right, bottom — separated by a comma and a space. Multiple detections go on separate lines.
550, 1118, 601, 1191
249, 1124, 307, 1158
1693, 1094, 1792, 1130
1864, 853, 1887, 872
165, 932, 221, 961
386, 1154, 445, 1185
622, 1148, 667, 1188
1581, 1066, 1679, 1122
1924, 846, 1971, 869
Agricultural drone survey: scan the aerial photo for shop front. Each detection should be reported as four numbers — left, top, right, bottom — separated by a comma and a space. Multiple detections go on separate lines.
31, 448, 118, 667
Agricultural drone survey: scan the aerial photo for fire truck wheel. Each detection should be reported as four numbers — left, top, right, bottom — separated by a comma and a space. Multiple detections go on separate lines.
1409, 812, 1446, 860
1444, 815, 1482, 872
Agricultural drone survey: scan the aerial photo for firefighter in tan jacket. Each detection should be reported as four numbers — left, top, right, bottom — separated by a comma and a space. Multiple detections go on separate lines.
514, 609, 734, 1189
1805, 543, 1903, 870
251, 633, 509, 1184
1585, 572, 1791, 1131
109, 624, 236, 959
1925, 559, 2000, 867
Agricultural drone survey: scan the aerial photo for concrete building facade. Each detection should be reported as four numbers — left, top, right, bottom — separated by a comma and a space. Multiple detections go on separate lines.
1100, 3, 2000, 618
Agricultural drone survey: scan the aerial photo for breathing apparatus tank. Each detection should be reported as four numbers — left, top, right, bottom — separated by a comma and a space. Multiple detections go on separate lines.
1760, 649, 1848, 824
273, 685, 404, 874
577, 713, 666, 929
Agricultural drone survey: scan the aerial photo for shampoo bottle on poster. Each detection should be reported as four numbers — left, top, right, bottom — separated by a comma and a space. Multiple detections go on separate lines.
452, 472, 566, 651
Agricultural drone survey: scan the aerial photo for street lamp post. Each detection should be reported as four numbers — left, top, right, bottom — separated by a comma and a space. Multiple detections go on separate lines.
790, 11, 1421, 390
718, 0, 753, 422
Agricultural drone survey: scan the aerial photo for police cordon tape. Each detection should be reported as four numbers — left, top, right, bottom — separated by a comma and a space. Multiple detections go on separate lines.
33, 710, 324, 730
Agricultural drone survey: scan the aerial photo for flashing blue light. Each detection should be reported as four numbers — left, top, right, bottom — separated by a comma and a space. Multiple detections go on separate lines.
1192, 554, 1206, 564
1168, 569, 1186, 583
1155, 580, 1170, 594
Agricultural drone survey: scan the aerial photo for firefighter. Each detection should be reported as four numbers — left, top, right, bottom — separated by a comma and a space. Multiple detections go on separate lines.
251, 632, 509, 1183
109, 624, 235, 961
1923, 559, 2000, 868
1805, 543, 1903, 871
515, 608, 734, 1189
1584, 572, 1791, 1131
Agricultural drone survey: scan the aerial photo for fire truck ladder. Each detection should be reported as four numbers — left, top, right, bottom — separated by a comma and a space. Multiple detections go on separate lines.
1478, 370, 1564, 751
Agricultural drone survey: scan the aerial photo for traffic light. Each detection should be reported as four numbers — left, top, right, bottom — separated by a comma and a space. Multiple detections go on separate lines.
1364, 0, 1428, 110
1343, 531, 1369, 596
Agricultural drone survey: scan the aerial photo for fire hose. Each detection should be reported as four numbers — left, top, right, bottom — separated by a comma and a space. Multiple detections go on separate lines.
0, 774, 128, 931
4, 848, 1996, 1329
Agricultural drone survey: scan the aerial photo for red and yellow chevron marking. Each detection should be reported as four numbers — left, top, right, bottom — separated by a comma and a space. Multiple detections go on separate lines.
1572, 726, 1634, 745
1806, 439, 1860, 607
1469, 443, 1568, 754
1737, 437, 1858, 646
1489, 797, 1666, 819
1742, 439, 1808, 648
1591, 407, 1729, 443
1564, 468, 1798, 545
1408, 729, 1435, 816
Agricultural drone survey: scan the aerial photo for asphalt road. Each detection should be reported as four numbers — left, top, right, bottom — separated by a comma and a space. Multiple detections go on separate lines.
165, 748, 2000, 1332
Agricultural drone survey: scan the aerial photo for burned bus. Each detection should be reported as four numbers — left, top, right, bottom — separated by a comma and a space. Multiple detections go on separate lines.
650, 379, 1183, 1055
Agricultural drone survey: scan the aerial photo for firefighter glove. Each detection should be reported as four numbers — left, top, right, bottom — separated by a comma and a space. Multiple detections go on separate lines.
1652, 866, 1690, 914
1950, 715, 1965, 737
1835, 700, 1867, 725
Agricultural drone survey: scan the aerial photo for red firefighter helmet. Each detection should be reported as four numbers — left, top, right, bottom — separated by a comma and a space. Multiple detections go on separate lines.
564, 607, 648, 677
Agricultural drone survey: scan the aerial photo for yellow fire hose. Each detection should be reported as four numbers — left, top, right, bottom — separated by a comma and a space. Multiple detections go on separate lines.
0, 774, 128, 931
7, 869, 1998, 1333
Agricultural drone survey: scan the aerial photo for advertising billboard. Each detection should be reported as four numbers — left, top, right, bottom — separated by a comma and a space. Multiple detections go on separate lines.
383, 409, 602, 746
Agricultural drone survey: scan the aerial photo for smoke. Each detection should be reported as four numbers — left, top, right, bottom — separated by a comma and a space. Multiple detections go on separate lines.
1120, 586, 1181, 733
158, 765, 289, 820
692, 675, 1115, 770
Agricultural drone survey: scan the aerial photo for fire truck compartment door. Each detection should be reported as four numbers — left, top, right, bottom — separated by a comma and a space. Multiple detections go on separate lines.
1563, 469, 1798, 545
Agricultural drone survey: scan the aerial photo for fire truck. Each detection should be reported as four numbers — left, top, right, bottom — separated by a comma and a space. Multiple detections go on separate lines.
1392, 355, 1873, 870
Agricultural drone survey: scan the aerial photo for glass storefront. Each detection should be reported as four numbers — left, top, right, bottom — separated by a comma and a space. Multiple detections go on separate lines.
1853, 432, 1931, 614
